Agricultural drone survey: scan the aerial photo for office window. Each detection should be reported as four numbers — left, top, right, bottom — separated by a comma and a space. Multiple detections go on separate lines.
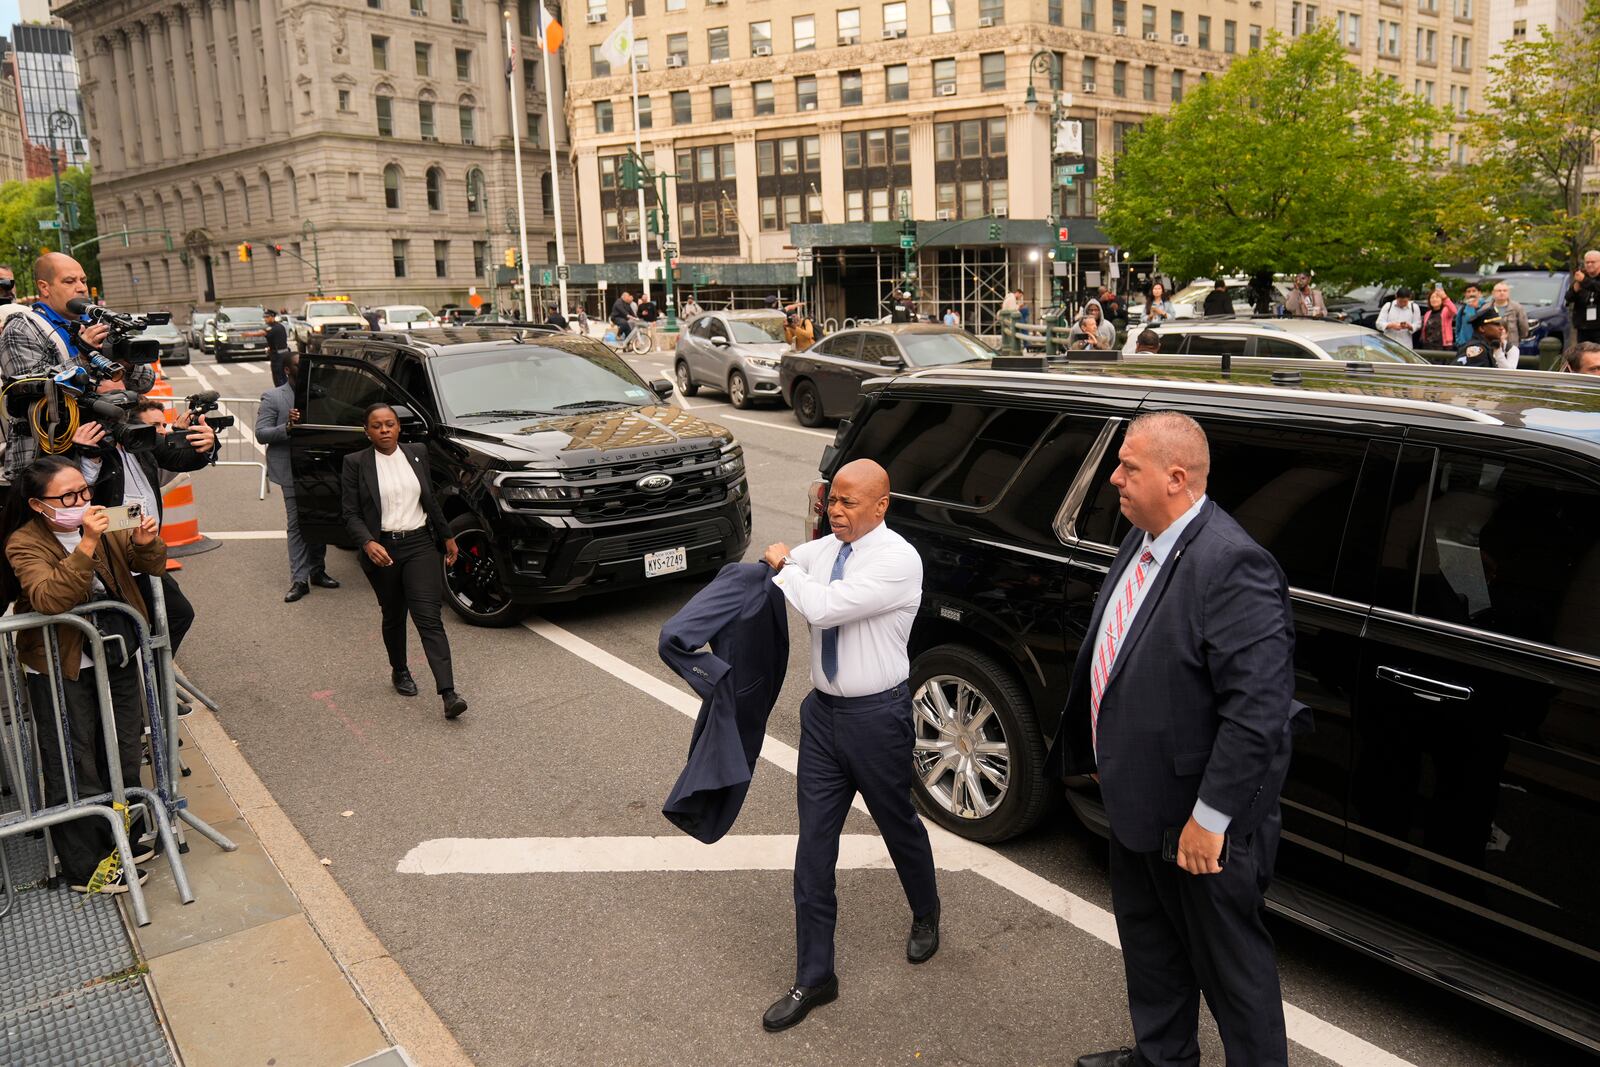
338, 88, 352, 111
635, 96, 652, 128
594, 100, 614, 133
802, 138, 820, 171
846, 190, 865, 222
960, 182, 983, 218
527, 110, 540, 137
796, 74, 818, 110
415, 42, 431, 74
1224, 19, 1236, 51
1335, 12, 1360, 48
871, 188, 891, 221
842, 133, 862, 167
1081, 0, 1095, 30
933, 57, 956, 92
383, 164, 401, 209
672, 90, 692, 123
1112, 0, 1126, 27
711, 85, 733, 119
588, 0, 606, 17
459, 105, 475, 143
841, 70, 864, 105
936, 183, 957, 217
1142, 3, 1156, 34
667, 34, 688, 63
419, 99, 436, 139
699, 201, 719, 235
759, 140, 777, 174
1170, 9, 1183, 35
753, 80, 775, 114
934, 122, 954, 159
451, 0, 466, 19
392, 239, 409, 278
932, 0, 954, 32
955, 119, 980, 157
1113, 59, 1127, 95
1061, 177, 1096, 217
978, 0, 1004, 22
632, 39, 649, 70
1050, 0, 1063, 23
455, 48, 472, 79
434, 240, 449, 278
867, 129, 888, 165
761, 197, 779, 231
884, 2, 909, 33
678, 203, 695, 238
750, 20, 772, 51
708, 27, 729, 61
376, 94, 394, 136
793, 15, 816, 49
591, 45, 611, 77
839, 8, 861, 41
466, 168, 485, 213
892, 125, 911, 162
426, 167, 444, 210
1141, 65, 1155, 99
1083, 56, 1097, 86
1249, 23, 1261, 49
1171, 68, 1183, 101
372, 35, 389, 69
667, 0, 685, 10
990, 180, 1008, 216
1198, 14, 1210, 46
698, 146, 717, 181
886, 64, 909, 100
473, 241, 487, 277
369, 0, 382, 6
981, 52, 1005, 90
779, 138, 800, 173
411, 0, 425, 13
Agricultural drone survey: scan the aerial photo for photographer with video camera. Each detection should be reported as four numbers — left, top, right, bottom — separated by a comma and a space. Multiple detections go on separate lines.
80, 382, 217, 657
0, 253, 158, 482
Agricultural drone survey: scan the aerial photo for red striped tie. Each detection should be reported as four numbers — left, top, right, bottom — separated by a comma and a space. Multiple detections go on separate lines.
1090, 549, 1155, 757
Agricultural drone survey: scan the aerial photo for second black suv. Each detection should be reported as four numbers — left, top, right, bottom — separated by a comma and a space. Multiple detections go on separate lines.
292, 327, 752, 625
814, 356, 1600, 1052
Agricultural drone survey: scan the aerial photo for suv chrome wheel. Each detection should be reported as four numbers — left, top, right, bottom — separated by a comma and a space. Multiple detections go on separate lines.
913, 674, 1010, 820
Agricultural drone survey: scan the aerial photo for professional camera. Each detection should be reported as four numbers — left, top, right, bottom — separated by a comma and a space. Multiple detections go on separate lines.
65, 297, 165, 377
184, 390, 234, 431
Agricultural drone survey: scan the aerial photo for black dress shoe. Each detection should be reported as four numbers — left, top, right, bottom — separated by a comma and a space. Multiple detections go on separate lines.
392, 669, 419, 697
762, 977, 838, 1032
1076, 1048, 1141, 1067
907, 904, 940, 963
284, 581, 310, 603
442, 690, 468, 719
310, 570, 341, 589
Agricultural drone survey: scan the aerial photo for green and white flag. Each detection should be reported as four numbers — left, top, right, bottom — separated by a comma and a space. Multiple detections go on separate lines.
602, 14, 636, 70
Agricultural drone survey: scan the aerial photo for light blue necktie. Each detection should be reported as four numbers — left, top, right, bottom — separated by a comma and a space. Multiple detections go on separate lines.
819, 542, 853, 682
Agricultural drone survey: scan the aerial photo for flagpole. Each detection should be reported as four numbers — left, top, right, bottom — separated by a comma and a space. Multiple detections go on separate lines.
539, 10, 570, 315
630, 53, 650, 301
503, 11, 534, 321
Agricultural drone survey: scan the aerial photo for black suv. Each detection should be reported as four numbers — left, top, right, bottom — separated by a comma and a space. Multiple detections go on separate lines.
292, 327, 752, 625
814, 356, 1600, 1051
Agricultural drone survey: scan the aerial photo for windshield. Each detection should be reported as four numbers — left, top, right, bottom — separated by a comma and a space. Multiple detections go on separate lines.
1487, 275, 1563, 308
433, 342, 657, 418
728, 317, 787, 343
308, 302, 360, 318
218, 307, 265, 325
900, 331, 994, 367
386, 307, 434, 324
1317, 333, 1429, 363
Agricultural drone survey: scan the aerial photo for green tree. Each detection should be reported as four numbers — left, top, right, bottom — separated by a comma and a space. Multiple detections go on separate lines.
1439, 0, 1600, 268
1100, 28, 1447, 291
0, 165, 99, 293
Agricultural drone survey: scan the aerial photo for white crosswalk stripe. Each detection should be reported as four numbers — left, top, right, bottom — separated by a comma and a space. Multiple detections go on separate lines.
208, 363, 232, 376
237, 362, 265, 374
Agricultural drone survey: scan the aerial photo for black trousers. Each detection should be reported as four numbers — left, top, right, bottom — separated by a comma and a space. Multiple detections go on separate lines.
359, 531, 454, 693
793, 683, 938, 986
135, 572, 194, 656
270, 347, 292, 387
1107, 817, 1288, 1067
26, 662, 145, 885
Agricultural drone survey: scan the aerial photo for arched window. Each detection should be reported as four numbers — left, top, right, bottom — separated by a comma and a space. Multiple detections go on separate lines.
213, 179, 229, 228
384, 163, 402, 210
426, 166, 444, 211
284, 167, 299, 215
466, 168, 485, 214
259, 170, 275, 219
236, 175, 250, 220
540, 172, 553, 217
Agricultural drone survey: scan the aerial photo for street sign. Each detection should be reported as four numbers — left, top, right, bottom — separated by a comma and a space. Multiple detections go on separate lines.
899, 234, 916, 250
37, 219, 59, 231
662, 243, 678, 257
797, 254, 813, 278
541, 270, 554, 285
557, 264, 570, 280
1067, 163, 1086, 175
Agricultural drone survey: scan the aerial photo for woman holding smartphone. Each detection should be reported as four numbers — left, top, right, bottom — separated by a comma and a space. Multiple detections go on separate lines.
341, 403, 467, 720
0, 456, 166, 894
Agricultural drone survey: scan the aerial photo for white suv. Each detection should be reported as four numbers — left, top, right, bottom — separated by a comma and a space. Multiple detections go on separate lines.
295, 300, 367, 352
1123, 318, 1430, 363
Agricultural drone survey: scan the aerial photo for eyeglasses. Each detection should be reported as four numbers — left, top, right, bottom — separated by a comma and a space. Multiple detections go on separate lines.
38, 488, 91, 506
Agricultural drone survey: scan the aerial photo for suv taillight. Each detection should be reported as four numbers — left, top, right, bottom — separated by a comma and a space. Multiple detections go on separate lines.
805, 478, 828, 541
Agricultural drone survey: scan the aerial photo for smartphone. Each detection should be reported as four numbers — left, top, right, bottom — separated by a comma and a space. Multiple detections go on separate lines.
103, 502, 143, 532
1161, 827, 1230, 867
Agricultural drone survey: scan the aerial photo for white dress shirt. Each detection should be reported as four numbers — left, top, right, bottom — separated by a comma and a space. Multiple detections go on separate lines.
373, 447, 427, 532
771, 522, 923, 698
1094, 495, 1233, 835
1375, 300, 1421, 348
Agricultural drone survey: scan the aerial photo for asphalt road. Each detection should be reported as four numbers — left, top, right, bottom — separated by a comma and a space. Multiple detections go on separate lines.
163, 346, 1581, 1066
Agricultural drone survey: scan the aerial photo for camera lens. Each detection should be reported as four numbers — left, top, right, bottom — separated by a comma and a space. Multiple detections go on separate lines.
0, 278, 14, 289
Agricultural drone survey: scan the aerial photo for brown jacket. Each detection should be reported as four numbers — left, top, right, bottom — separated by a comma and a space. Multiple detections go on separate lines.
6, 518, 166, 679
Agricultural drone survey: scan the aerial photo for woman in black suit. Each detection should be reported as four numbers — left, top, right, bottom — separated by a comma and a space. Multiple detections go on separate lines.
341, 403, 468, 719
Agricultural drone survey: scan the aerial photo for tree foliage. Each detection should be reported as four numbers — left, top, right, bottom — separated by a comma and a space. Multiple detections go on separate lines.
0, 166, 99, 293
1439, 0, 1600, 267
1099, 28, 1447, 290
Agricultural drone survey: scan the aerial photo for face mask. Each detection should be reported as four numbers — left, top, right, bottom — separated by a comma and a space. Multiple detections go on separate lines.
43, 503, 87, 528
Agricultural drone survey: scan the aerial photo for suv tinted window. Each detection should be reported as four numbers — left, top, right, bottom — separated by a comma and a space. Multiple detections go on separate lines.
1409, 451, 1600, 654
1255, 336, 1314, 359
1188, 333, 1250, 358
305, 361, 389, 426
1157, 332, 1187, 355
850, 399, 1055, 509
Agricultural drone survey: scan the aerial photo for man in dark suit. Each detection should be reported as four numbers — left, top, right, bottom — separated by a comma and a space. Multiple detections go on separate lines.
255, 351, 339, 602
1067, 412, 1296, 1067
265, 310, 291, 386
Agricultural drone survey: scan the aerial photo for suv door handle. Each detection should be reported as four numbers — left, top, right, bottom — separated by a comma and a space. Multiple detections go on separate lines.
1376, 665, 1473, 702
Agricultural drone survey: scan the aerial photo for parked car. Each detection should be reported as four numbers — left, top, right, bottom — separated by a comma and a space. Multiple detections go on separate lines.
189, 312, 215, 353
212, 305, 270, 362
814, 355, 1600, 1052
1123, 318, 1430, 363
373, 305, 441, 331
292, 327, 752, 626
140, 321, 189, 366
295, 299, 367, 353
1162, 277, 1290, 319
674, 310, 792, 409
779, 324, 993, 426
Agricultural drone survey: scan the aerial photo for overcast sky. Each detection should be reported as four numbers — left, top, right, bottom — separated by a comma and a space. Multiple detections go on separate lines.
0, 3, 23, 40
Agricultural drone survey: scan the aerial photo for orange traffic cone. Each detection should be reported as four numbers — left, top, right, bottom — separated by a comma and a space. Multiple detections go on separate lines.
160, 473, 220, 567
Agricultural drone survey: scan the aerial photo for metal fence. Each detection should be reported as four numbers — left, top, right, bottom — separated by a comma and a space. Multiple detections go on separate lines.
156, 396, 268, 500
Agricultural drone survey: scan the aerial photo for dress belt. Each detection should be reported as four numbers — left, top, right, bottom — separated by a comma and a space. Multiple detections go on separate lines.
377, 526, 428, 542
812, 682, 910, 709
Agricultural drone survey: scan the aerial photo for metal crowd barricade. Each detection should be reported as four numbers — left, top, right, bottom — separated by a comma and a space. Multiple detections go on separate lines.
157, 394, 269, 500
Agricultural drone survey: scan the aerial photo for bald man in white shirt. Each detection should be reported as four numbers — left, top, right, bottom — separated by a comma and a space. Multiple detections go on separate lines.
759, 459, 940, 1032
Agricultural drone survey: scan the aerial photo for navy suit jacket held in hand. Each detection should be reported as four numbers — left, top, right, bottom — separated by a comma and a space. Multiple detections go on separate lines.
658, 562, 789, 844
1056, 500, 1309, 854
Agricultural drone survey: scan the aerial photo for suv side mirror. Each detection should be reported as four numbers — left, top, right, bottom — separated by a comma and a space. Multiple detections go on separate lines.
390, 403, 430, 438
880, 353, 904, 367
649, 378, 674, 401
710, 335, 730, 347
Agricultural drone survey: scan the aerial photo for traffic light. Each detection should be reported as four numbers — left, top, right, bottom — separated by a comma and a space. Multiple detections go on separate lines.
270, 244, 284, 257
504, 247, 517, 268
1057, 225, 1071, 242
647, 208, 660, 235
619, 155, 641, 192
987, 223, 1003, 242
237, 242, 252, 262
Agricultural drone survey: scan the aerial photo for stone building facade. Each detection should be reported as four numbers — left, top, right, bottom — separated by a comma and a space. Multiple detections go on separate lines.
55, 0, 575, 321
0, 73, 27, 185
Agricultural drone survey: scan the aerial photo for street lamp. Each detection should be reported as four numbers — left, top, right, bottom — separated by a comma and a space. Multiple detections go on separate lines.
1026, 51, 1069, 309
47, 109, 80, 248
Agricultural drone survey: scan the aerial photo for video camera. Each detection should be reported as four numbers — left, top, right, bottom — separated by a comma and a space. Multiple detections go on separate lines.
184, 390, 234, 431
66, 297, 165, 378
